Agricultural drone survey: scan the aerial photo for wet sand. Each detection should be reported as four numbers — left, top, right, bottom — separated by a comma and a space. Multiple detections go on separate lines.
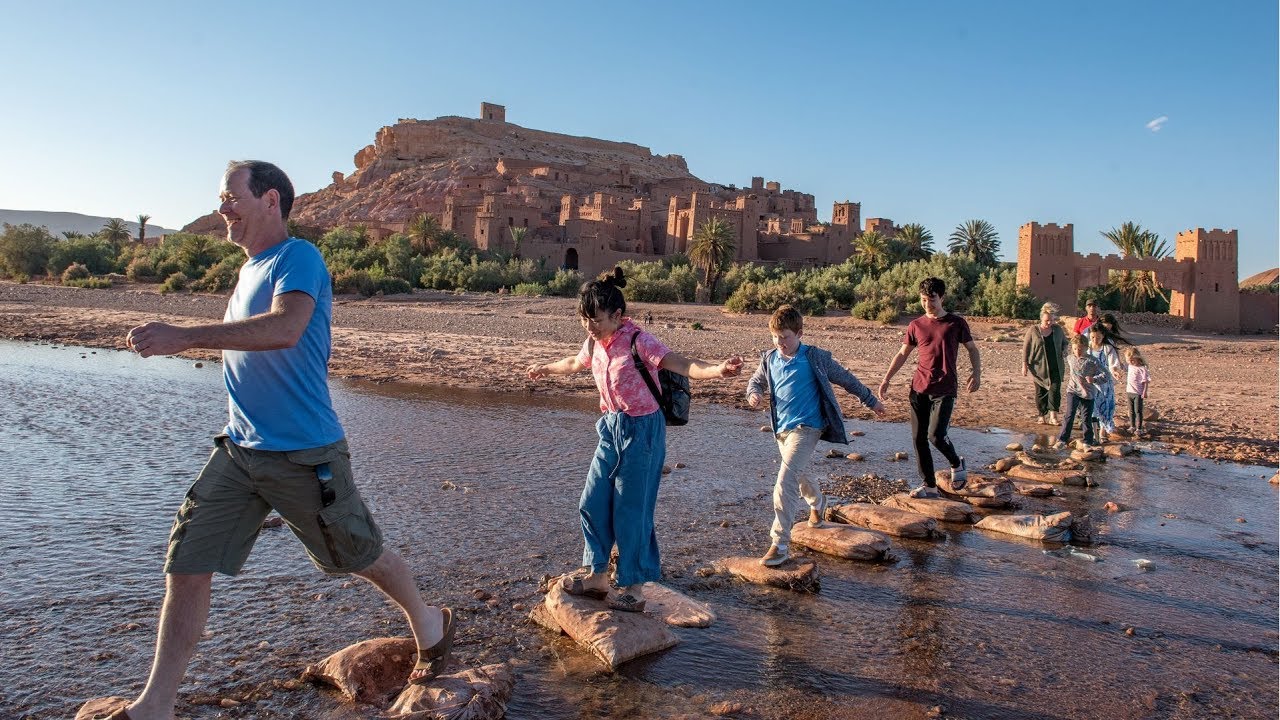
1, 281, 1274, 468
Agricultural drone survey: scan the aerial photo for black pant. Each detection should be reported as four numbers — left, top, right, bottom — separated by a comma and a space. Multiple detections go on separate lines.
909, 390, 962, 486
1129, 395, 1144, 430
1057, 393, 1096, 445
1034, 380, 1062, 416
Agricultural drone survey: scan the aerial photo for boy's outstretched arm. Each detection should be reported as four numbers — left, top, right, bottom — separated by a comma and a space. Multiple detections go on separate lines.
878, 343, 914, 401
660, 352, 743, 380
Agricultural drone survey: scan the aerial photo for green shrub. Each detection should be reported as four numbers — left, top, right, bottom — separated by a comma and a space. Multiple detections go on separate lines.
512, 282, 547, 296
667, 264, 699, 302
968, 267, 1040, 319
48, 236, 116, 276
126, 256, 158, 282
547, 268, 584, 296
192, 254, 245, 293
155, 259, 184, 278
159, 272, 189, 293
0, 223, 55, 277
61, 262, 91, 283
333, 268, 372, 295
64, 277, 112, 289
725, 276, 822, 315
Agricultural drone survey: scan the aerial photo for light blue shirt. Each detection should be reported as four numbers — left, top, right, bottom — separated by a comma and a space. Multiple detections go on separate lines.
222, 238, 344, 451
768, 345, 824, 434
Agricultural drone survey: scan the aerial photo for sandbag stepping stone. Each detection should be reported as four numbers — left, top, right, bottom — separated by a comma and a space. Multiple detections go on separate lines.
881, 493, 979, 523
935, 472, 1015, 508
1006, 464, 1088, 486
975, 511, 1073, 542
717, 554, 822, 591
535, 580, 678, 669
1012, 480, 1058, 497
76, 697, 130, 720
827, 501, 940, 538
1016, 450, 1082, 470
640, 582, 716, 628
789, 522, 892, 561
1103, 443, 1137, 458
302, 636, 418, 703
1071, 447, 1105, 462
386, 662, 514, 720
992, 456, 1021, 472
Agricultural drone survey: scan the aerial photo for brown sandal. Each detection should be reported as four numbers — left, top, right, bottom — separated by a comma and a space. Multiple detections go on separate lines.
409, 607, 455, 685
561, 574, 608, 600
608, 593, 646, 613
100, 707, 133, 720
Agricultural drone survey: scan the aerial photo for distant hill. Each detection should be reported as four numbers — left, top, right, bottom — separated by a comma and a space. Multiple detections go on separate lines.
0, 209, 179, 239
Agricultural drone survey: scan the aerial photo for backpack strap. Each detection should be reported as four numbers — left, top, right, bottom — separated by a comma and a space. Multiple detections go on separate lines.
630, 332, 664, 405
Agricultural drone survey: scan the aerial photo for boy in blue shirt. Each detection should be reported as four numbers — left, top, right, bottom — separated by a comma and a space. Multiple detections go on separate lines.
746, 305, 886, 566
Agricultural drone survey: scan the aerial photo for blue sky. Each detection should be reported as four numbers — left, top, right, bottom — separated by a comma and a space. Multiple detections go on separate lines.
3, 0, 1277, 275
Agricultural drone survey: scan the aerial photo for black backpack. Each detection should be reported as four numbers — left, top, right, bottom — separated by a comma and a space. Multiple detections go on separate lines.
586, 333, 691, 426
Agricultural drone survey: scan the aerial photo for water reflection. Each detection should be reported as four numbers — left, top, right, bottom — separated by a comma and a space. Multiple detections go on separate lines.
0, 340, 1275, 719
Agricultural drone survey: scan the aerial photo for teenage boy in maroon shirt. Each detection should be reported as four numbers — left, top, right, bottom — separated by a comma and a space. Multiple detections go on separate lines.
878, 277, 982, 497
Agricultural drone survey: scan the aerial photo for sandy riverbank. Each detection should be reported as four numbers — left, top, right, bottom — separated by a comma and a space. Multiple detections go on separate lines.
0, 280, 1275, 467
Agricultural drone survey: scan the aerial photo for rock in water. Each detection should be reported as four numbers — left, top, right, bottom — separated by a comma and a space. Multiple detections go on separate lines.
881, 493, 980, 523
1103, 443, 1137, 458
1011, 481, 1057, 497
789, 523, 892, 561
302, 636, 417, 703
975, 511, 1073, 542
827, 501, 940, 538
1071, 447, 1105, 462
935, 472, 1015, 508
640, 582, 717, 628
1005, 442, 1023, 452
992, 456, 1021, 472
717, 555, 822, 591
1006, 464, 1088, 486
76, 697, 131, 720
538, 580, 678, 669
386, 662, 514, 720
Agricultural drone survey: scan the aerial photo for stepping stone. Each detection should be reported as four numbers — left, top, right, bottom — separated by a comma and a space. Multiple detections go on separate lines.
935, 472, 1015, 508
640, 582, 716, 628
1005, 442, 1024, 451
881, 493, 979, 523
717, 554, 822, 591
790, 522, 892, 561
1016, 450, 1081, 470
975, 511, 1073, 542
1071, 447, 1105, 462
1012, 480, 1057, 497
1103, 443, 1137, 458
302, 636, 417, 703
77, 697, 130, 720
534, 580, 679, 669
992, 456, 1021, 472
387, 662, 514, 720
827, 501, 940, 538
1006, 464, 1088, 486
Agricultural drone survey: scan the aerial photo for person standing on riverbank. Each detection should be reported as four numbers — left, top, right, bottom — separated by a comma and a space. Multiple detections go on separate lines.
1022, 302, 1067, 426
527, 267, 741, 612
107, 161, 452, 720
878, 277, 981, 498
746, 304, 885, 566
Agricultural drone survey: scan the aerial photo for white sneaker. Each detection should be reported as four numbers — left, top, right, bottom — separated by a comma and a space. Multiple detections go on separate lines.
949, 458, 968, 490
808, 493, 829, 527
760, 544, 789, 567
908, 485, 940, 499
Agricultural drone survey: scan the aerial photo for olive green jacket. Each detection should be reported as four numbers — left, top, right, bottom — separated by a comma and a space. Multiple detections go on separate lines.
1022, 324, 1066, 389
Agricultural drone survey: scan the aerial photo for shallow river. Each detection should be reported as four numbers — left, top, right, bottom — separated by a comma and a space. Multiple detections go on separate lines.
1, 340, 1276, 719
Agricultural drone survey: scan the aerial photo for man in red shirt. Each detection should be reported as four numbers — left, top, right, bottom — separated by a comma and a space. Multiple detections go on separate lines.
1073, 298, 1100, 336
878, 277, 982, 497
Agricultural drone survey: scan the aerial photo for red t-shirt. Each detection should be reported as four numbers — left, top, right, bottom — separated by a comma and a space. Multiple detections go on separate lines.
1073, 316, 1095, 336
905, 313, 973, 397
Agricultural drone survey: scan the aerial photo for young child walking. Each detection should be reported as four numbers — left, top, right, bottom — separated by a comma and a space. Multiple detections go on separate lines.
527, 267, 741, 611
1124, 346, 1150, 436
1054, 335, 1107, 449
746, 305, 886, 567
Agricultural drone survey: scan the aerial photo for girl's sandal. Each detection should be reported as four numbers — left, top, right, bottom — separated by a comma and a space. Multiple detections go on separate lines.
561, 574, 608, 601
607, 593, 646, 613
408, 607, 455, 685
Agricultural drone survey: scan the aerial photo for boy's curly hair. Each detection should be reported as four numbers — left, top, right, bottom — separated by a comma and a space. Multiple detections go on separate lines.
769, 304, 803, 334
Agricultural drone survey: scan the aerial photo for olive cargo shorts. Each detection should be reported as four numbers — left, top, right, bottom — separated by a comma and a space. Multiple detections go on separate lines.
165, 436, 384, 576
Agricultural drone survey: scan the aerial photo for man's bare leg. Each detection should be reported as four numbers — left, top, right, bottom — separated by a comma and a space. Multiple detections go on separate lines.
123, 573, 213, 720
352, 549, 445, 677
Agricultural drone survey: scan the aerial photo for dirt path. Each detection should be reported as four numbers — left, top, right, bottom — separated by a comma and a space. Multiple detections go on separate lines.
1, 281, 1275, 467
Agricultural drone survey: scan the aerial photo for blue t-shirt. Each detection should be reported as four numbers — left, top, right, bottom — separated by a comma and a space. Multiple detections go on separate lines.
768, 345, 824, 434
222, 238, 344, 450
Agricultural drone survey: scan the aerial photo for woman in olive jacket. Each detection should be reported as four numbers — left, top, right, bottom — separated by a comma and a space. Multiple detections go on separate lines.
1022, 302, 1067, 425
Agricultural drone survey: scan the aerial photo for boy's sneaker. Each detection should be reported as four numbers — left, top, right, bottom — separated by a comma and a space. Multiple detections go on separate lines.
760, 544, 789, 567
949, 458, 968, 491
1051, 440, 1066, 450
908, 485, 940, 499
808, 493, 829, 527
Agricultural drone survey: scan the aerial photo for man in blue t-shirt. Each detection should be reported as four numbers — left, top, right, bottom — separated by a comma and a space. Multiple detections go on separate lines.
110, 162, 451, 720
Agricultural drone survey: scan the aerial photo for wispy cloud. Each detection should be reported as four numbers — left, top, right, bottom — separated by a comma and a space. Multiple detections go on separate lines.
1146, 116, 1169, 132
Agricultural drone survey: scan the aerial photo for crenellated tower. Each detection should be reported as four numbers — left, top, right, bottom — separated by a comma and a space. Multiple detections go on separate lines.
1018, 222, 1077, 309
1169, 228, 1239, 332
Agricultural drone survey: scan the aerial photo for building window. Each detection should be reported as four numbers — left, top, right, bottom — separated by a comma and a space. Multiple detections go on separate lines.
508, 217, 514, 226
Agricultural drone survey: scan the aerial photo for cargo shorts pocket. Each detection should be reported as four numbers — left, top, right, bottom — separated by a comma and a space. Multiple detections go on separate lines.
314, 490, 383, 574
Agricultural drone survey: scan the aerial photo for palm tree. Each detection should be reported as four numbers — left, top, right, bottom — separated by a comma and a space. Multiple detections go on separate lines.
137, 214, 151, 244
688, 217, 736, 299
853, 230, 891, 275
948, 219, 1000, 266
1102, 221, 1171, 309
406, 213, 442, 255
508, 226, 527, 258
100, 218, 131, 253
896, 223, 934, 260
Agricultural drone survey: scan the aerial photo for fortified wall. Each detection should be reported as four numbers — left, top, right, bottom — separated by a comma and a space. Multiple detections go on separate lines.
1017, 222, 1259, 332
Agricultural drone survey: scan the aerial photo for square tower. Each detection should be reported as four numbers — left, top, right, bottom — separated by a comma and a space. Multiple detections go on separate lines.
480, 102, 506, 122
1169, 228, 1239, 331
1017, 222, 1076, 309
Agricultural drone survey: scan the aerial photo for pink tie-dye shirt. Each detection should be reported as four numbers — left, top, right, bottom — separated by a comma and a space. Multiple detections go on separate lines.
576, 319, 670, 416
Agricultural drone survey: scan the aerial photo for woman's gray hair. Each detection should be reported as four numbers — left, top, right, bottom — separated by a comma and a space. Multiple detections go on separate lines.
1040, 302, 1060, 316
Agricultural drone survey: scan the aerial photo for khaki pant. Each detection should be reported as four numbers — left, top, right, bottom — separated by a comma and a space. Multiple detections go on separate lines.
770, 426, 823, 550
